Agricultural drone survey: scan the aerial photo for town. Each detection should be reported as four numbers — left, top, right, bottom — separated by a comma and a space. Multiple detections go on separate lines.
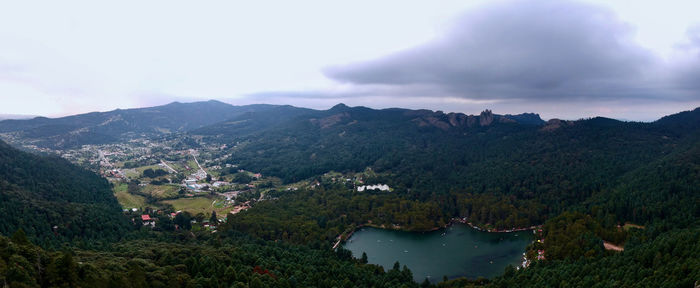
0, 133, 276, 231
0, 133, 394, 232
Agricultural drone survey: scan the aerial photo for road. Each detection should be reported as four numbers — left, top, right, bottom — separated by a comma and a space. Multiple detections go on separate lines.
160, 160, 178, 173
191, 152, 207, 175
98, 150, 113, 168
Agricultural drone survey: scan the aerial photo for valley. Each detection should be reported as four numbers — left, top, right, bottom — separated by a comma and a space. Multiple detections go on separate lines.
0, 101, 698, 287
4, 1, 700, 286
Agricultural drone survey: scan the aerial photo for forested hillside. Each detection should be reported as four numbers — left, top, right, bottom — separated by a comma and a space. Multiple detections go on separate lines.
439, 227, 700, 288
210, 106, 699, 227
0, 231, 420, 288
0, 140, 131, 246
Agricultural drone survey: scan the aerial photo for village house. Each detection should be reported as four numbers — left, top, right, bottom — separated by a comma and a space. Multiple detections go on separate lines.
141, 214, 156, 227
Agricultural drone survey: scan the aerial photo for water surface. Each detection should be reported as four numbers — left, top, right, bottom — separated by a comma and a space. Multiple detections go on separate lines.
344, 224, 532, 283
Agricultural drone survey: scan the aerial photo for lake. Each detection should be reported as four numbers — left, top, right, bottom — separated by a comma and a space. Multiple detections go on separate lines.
343, 224, 532, 283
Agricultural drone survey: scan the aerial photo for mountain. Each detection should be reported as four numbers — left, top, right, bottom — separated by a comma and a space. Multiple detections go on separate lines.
201, 105, 698, 225
190, 104, 315, 141
0, 100, 280, 148
192, 105, 549, 181
0, 101, 545, 149
193, 104, 545, 138
0, 139, 131, 245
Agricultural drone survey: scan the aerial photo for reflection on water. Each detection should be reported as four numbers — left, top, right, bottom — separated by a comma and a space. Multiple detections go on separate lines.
343, 223, 532, 283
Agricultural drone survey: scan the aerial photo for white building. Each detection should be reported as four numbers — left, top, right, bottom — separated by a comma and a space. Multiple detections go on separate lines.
357, 184, 391, 192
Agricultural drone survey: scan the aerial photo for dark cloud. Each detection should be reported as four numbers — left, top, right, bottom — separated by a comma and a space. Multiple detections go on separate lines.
672, 26, 700, 90
323, 0, 663, 101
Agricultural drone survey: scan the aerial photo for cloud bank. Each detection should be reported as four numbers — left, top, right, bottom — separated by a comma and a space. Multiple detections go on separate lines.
671, 26, 700, 90
322, 0, 698, 104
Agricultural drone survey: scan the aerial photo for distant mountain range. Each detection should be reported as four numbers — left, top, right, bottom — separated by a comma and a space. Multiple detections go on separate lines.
0, 100, 280, 148
0, 100, 546, 149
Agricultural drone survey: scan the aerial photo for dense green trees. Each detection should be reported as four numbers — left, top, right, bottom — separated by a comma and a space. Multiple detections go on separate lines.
479, 227, 699, 288
224, 186, 448, 244
232, 172, 253, 184
0, 140, 131, 247
0, 231, 421, 288
143, 168, 168, 178
224, 107, 698, 225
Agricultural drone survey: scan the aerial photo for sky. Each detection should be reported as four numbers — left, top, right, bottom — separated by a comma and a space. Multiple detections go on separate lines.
1, 0, 699, 121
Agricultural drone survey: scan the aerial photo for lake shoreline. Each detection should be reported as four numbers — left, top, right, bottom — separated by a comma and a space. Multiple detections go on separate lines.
343, 221, 535, 283
452, 217, 541, 233
334, 218, 540, 249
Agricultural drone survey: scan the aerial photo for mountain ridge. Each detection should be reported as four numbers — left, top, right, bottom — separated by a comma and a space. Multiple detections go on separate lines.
1, 100, 696, 153
0, 100, 282, 148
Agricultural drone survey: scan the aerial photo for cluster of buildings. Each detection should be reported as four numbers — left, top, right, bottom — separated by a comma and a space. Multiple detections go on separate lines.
140, 210, 184, 227
103, 169, 125, 179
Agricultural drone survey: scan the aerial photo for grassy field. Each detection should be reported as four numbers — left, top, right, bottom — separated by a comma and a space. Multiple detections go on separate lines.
122, 168, 139, 179
207, 170, 221, 178
165, 162, 185, 173
186, 159, 199, 172
162, 196, 233, 217
142, 184, 181, 199
113, 182, 147, 209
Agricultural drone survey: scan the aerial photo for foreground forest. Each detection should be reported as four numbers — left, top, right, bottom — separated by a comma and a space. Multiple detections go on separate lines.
0, 103, 698, 287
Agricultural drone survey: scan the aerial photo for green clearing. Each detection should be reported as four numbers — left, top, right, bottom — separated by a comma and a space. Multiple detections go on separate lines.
213, 200, 227, 208
142, 184, 180, 199
166, 162, 185, 173
122, 168, 139, 178
207, 170, 221, 178
186, 159, 199, 171
162, 196, 233, 216
113, 182, 147, 209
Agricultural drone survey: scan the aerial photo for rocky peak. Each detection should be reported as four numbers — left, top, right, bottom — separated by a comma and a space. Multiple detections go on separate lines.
479, 110, 494, 126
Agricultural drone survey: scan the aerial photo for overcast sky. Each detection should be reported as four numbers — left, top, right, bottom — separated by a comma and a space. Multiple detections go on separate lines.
1, 0, 699, 121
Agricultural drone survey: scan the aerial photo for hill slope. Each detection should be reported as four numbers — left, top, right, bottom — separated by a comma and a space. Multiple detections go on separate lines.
205, 106, 698, 225
0, 140, 130, 246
